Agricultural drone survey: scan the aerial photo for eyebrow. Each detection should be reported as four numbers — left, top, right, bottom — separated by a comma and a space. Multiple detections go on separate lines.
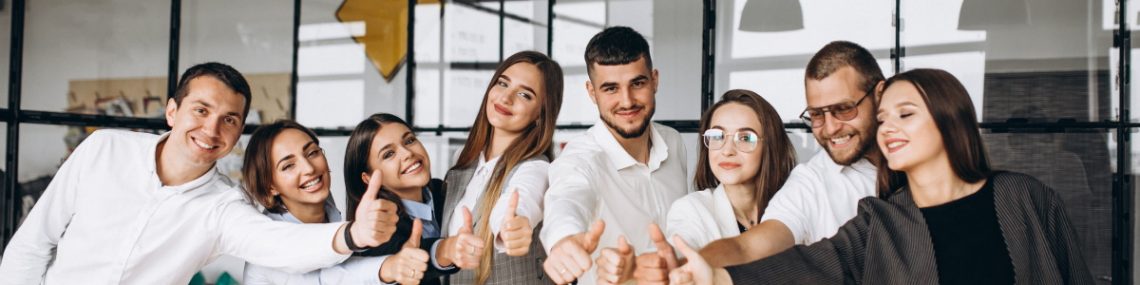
189, 99, 243, 118
876, 101, 920, 117
502, 74, 537, 95
276, 141, 317, 168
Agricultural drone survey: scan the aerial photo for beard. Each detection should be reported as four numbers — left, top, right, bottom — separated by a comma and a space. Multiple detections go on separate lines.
818, 126, 877, 166
600, 105, 656, 139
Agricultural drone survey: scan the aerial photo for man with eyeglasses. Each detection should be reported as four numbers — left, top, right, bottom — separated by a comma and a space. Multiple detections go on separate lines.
631, 41, 886, 285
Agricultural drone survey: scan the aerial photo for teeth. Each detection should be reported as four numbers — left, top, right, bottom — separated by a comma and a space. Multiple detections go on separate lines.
301, 177, 320, 189
403, 162, 422, 174
887, 141, 907, 149
830, 134, 852, 145
193, 138, 217, 150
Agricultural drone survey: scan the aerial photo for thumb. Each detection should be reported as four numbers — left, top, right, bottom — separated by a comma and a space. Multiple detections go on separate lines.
460, 206, 474, 234
650, 224, 678, 269
582, 219, 605, 252
504, 190, 520, 219
617, 235, 631, 255
673, 235, 701, 265
405, 219, 423, 248
358, 170, 383, 212
648, 223, 667, 244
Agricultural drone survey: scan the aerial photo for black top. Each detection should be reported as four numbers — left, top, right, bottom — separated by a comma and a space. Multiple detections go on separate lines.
919, 178, 1014, 285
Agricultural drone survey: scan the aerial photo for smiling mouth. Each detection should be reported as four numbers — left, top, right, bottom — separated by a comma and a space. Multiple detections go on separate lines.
300, 177, 323, 192
829, 134, 854, 147
401, 161, 423, 175
718, 162, 741, 170
615, 107, 642, 118
192, 137, 219, 151
494, 104, 513, 116
886, 140, 908, 153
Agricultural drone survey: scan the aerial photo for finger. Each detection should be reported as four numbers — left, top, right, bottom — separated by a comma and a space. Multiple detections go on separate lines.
405, 219, 423, 248
617, 235, 632, 255
505, 190, 520, 219
568, 244, 593, 274
363, 169, 382, 205
672, 236, 701, 266
560, 254, 587, 280
460, 206, 474, 234
582, 219, 606, 252
544, 258, 568, 284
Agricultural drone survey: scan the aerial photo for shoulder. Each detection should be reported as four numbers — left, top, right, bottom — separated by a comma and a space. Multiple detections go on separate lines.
652, 122, 683, 140
669, 190, 716, 219
76, 129, 156, 153
990, 171, 1062, 207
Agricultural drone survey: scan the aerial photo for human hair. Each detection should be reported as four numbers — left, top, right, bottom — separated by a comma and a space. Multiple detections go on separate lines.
876, 68, 992, 197
694, 89, 796, 217
241, 119, 320, 214
804, 41, 885, 96
584, 26, 652, 77
450, 50, 563, 284
343, 113, 412, 219
173, 62, 253, 119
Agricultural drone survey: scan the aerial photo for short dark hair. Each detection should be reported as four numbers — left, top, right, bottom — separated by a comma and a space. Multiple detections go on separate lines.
876, 69, 991, 197
805, 41, 885, 94
241, 119, 321, 213
173, 62, 253, 119
584, 26, 653, 76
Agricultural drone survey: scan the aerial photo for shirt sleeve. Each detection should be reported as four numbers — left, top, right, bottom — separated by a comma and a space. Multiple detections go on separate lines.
758, 166, 819, 244
242, 262, 278, 285
331, 256, 386, 285
539, 156, 599, 253
665, 195, 708, 254
216, 196, 350, 274
0, 132, 96, 284
489, 160, 549, 251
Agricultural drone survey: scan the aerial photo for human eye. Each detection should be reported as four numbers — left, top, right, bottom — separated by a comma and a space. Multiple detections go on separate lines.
382, 150, 395, 160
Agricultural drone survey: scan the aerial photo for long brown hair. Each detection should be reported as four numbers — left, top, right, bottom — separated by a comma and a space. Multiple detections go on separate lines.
241, 119, 321, 214
343, 113, 412, 219
694, 89, 796, 219
450, 51, 563, 284
875, 69, 991, 197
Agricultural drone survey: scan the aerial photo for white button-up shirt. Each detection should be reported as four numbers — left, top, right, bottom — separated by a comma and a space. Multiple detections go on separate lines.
446, 153, 547, 251
760, 151, 877, 244
540, 122, 690, 285
244, 200, 384, 285
0, 130, 348, 284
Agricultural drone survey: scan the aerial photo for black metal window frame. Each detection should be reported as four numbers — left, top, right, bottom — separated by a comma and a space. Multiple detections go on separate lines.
0, 1, 1131, 283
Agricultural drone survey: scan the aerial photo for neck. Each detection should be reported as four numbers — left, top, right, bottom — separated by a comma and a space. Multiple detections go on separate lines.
907, 155, 985, 207
486, 128, 520, 161
723, 182, 758, 221
155, 139, 213, 186
392, 186, 425, 203
281, 198, 328, 223
609, 127, 652, 164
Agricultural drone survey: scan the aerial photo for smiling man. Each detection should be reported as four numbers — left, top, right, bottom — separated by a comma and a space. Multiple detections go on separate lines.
540, 26, 691, 285
0, 62, 399, 284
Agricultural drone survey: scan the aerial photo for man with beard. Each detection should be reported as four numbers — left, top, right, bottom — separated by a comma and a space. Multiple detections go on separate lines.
540, 26, 690, 285
631, 41, 887, 284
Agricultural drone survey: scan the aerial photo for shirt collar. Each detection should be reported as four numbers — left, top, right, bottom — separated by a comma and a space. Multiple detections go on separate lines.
401, 187, 435, 221
475, 152, 501, 176
270, 198, 344, 224
149, 131, 220, 193
822, 154, 876, 176
589, 121, 668, 171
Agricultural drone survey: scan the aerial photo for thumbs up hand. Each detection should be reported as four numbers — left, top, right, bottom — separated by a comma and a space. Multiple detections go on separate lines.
543, 219, 606, 284
669, 236, 716, 285
634, 223, 679, 285
379, 219, 429, 285
596, 235, 635, 285
438, 207, 485, 269
351, 170, 400, 247
499, 190, 533, 256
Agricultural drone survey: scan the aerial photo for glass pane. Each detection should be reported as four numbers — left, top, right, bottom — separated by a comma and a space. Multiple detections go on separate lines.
180, 0, 295, 125
22, 0, 170, 116
902, 0, 1112, 123
413, 131, 470, 180
0, 5, 10, 104
714, 0, 895, 122
297, 0, 408, 129
448, 2, 502, 62
983, 131, 1112, 282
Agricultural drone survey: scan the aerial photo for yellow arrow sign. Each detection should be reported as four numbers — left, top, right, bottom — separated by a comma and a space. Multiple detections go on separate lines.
336, 0, 440, 81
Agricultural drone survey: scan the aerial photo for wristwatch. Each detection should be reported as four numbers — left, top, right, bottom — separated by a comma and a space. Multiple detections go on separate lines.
344, 221, 370, 253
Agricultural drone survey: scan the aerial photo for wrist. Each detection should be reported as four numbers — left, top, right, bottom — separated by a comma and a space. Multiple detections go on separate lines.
436, 237, 456, 266
344, 220, 369, 252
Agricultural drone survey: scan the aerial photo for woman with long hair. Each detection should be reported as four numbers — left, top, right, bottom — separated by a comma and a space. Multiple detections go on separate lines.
441, 50, 563, 285
670, 69, 1093, 285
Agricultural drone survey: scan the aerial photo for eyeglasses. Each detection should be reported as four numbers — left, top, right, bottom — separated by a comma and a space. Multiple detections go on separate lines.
798, 91, 872, 128
702, 129, 761, 153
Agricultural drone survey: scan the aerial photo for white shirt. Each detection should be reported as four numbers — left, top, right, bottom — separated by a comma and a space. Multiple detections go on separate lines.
540, 122, 690, 285
666, 185, 741, 250
244, 200, 384, 285
446, 153, 547, 251
0, 130, 349, 284
759, 151, 877, 245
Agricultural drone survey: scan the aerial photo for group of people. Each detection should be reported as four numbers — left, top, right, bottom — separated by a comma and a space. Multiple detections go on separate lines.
0, 26, 1093, 285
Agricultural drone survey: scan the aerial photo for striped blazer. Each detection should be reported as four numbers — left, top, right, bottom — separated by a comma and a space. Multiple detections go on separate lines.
726, 172, 1094, 284
440, 157, 550, 285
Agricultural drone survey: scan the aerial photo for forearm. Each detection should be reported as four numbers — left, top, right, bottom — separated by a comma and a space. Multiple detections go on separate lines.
701, 221, 794, 267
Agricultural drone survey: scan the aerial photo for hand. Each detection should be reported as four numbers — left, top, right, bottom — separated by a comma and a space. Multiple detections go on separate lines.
379, 219, 429, 285
438, 207, 484, 269
595, 235, 634, 285
669, 236, 714, 285
543, 219, 605, 285
351, 170, 400, 247
634, 224, 679, 285
500, 190, 533, 256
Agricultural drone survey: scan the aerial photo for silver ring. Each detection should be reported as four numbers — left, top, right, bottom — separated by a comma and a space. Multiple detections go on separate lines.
559, 267, 567, 274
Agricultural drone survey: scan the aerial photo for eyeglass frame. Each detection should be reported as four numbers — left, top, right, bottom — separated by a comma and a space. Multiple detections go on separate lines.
798, 90, 873, 128
701, 129, 762, 153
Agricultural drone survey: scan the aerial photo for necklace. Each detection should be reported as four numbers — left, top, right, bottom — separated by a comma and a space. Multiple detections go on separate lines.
734, 206, 758, 228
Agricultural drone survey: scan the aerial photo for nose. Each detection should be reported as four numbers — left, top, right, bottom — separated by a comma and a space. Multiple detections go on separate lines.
297, 155, 317, 175
719, 138, 737, 157
617, 87, 635, 108
498, 89, 514, 105
820, 112, 844, 136
202, 117, 221, 137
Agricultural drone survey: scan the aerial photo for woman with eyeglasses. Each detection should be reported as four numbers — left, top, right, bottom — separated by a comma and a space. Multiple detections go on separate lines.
669, 69, 1092, 285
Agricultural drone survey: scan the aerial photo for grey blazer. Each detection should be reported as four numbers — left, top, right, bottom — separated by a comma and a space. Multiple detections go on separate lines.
440, 157, 550, 285
726, 172, 1094, 285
